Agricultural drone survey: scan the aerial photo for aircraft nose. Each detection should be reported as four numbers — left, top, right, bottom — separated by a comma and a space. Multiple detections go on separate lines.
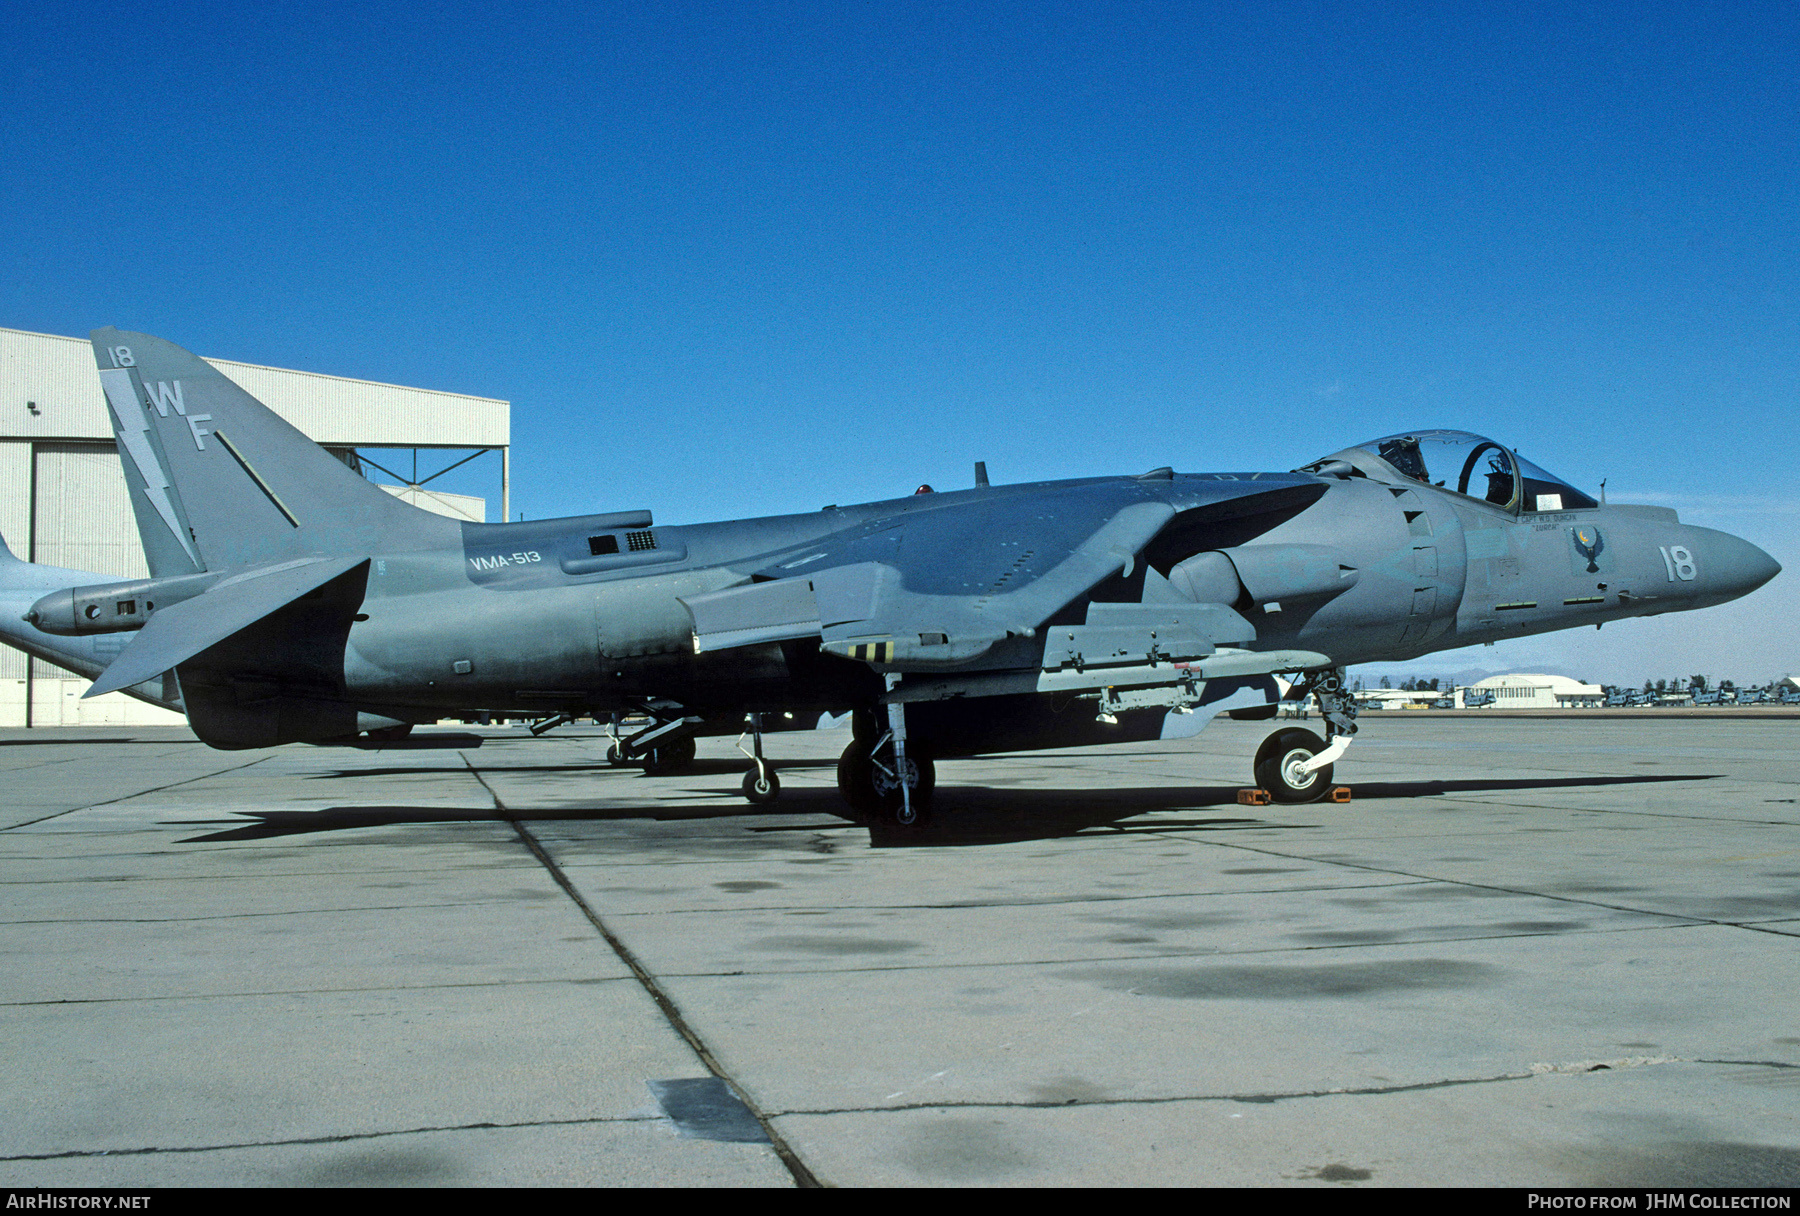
1707, 531, 1781, 601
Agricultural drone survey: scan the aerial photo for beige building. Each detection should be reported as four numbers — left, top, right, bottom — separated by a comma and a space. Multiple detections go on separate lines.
0, 327, 509, 726
1468, 673, 1606, 709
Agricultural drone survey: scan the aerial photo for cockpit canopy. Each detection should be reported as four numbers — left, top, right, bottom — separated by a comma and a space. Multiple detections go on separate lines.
1303, 429, 1598, 513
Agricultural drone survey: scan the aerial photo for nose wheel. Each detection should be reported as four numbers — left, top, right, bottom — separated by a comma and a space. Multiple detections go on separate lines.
1254, 728, 1334, 803
1252, 667, 1357, 803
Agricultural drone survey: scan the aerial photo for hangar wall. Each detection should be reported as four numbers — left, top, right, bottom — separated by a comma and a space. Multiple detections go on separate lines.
0, 327, 511, 727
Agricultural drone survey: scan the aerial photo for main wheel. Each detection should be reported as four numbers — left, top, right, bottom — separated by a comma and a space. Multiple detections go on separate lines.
641, 735, 697, 775
1253, 728, 1333, 803
742, 765, 781, 804
837, 737, 935, 825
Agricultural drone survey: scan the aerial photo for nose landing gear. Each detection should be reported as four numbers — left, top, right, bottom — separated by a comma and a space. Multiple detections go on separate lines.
1252, 668, 1357, 804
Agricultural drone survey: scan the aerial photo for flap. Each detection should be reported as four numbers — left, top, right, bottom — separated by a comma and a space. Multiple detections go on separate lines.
680, 579, 822, 653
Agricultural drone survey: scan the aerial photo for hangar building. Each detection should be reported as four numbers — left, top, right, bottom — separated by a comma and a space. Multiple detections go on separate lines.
1467, 673, 1605, 709
0, 327, 510, 727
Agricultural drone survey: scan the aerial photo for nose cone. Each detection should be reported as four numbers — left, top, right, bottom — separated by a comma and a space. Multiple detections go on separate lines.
1697, 529, 1781, 605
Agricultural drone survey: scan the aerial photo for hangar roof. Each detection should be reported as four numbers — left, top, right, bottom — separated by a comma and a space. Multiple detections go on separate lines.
0, 327, 507, 448
1471, 673, 1605, 694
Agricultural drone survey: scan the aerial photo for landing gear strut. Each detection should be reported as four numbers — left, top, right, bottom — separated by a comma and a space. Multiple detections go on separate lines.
837, 703, 935, 826
738, 713, 781, 804
1254, 668, 1357, 803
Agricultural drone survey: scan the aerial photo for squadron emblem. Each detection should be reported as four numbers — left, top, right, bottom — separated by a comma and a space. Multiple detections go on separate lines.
1572, 526, 1605, 573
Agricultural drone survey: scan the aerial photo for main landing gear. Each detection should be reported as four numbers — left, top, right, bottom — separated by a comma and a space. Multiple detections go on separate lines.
1252, 668, 1357, 804
605, 706, 702, 776
837, 704, 935, 827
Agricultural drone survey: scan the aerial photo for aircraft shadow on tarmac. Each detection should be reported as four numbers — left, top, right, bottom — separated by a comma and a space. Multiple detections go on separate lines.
303, 758, 834, 781
864, 772, 1722, 847
172, 772, 1717, 845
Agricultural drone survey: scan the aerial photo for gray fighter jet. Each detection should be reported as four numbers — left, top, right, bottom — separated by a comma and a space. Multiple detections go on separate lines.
0, 329, 1781, 825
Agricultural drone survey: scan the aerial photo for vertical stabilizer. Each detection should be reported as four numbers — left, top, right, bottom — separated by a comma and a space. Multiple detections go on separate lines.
90, 329, 458, 574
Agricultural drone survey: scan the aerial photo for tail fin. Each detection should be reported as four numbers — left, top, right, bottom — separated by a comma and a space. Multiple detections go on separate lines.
90, 329, 456, 574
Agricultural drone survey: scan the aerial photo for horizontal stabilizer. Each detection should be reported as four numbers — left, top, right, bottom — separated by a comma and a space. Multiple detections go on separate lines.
86, 555, 368, 697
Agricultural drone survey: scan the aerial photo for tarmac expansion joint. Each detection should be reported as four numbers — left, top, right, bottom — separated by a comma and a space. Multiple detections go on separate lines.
461, 754, 825, 1189
1528, 1055, 1686, 1074
770, 1057, 1799, 1120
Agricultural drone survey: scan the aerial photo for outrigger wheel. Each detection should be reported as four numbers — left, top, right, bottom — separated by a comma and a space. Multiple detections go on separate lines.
742, 764, 781, 804
837, 735, 935, 826
1253, 728, 1334, 803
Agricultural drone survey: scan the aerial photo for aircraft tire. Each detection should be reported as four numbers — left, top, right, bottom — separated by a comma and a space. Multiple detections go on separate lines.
742, 765, 781, 804
605, 743, 628, 766
837, 738, 935, 825
640, 735, 697, 776
1253, 728, 1333, 804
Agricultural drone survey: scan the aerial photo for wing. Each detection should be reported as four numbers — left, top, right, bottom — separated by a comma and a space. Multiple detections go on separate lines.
682, 475, 1327, 672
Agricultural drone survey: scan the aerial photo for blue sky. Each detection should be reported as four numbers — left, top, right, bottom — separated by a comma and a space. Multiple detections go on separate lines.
3, 1, 1793, 684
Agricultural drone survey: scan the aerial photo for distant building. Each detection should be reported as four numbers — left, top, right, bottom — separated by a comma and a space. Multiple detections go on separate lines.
1, 327, 509, 726
1468, 673, 1606, 709
1356, 688, 1438, 710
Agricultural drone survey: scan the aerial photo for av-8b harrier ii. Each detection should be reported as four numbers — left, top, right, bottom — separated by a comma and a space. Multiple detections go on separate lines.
0, 330, 1780, 825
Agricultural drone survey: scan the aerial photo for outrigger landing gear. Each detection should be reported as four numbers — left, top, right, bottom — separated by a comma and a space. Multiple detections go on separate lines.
738, 713, 781, 805
837, 703, 935, 827
605, 704, 702, 776
1253, 668, 1357, 803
